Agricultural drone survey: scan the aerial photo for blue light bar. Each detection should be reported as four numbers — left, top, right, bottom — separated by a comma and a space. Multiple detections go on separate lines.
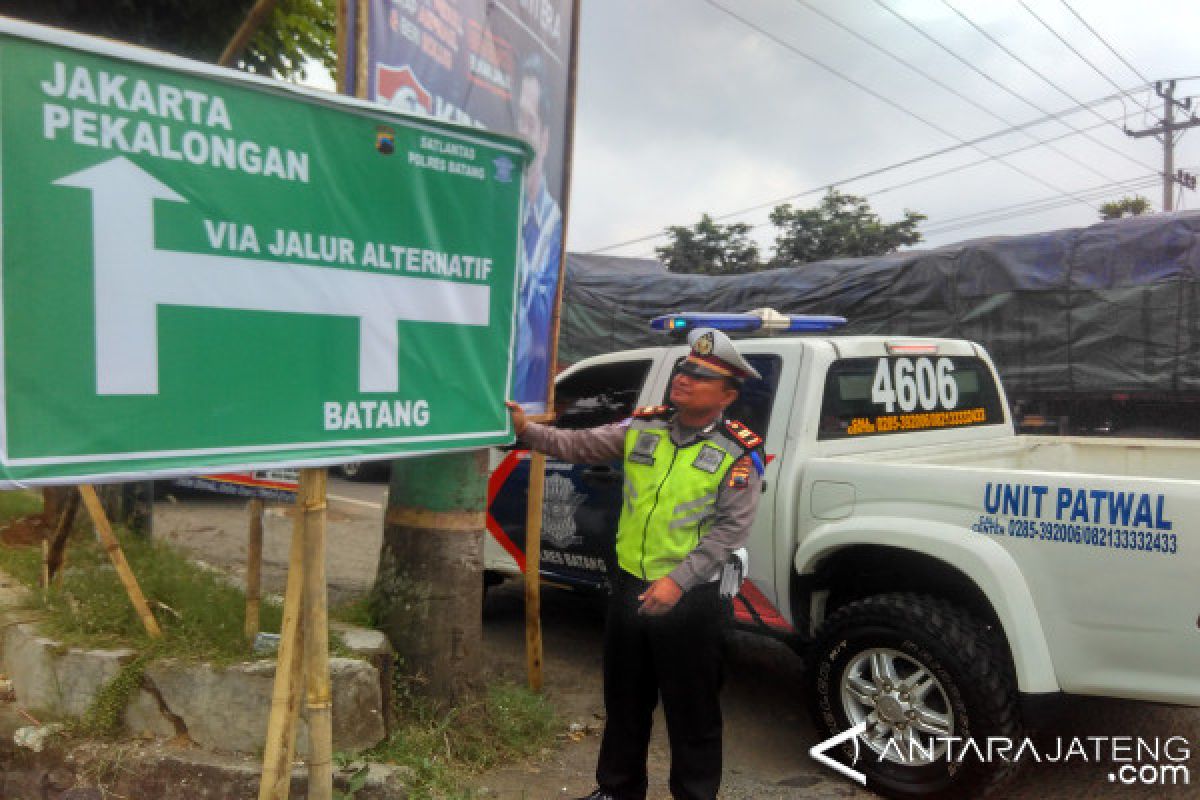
649, 310, 847, 335
785, 315, 847, 332
650, 313, 762, 332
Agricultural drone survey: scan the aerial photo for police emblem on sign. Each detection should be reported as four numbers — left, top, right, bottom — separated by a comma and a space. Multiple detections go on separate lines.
692, 445, 725, 473
630, 431, 659, 465
493, 156, 514, 183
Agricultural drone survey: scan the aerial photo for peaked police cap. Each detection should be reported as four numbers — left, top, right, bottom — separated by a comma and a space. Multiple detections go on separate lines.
683, 327, 762, 382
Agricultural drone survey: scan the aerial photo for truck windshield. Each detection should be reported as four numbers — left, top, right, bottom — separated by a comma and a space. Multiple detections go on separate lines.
818, 355, 1005, 439
554, 360, 653, 430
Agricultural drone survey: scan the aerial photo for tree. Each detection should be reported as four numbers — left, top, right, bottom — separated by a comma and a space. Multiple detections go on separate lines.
1100, 195, 1152, 220
1, 0, 335, 80
769, 189, 925, 266
655, 191, 926, 275
371, 451, 489, 704
656, 214, 762, 275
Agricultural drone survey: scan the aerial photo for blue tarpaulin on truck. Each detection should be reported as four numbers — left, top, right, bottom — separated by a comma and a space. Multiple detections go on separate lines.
561, 211, 1200, 397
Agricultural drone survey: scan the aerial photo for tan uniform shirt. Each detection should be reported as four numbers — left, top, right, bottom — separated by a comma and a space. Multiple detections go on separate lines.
521, 415, 762, 591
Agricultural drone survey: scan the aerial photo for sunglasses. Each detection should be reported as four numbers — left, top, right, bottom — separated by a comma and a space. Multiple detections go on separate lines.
678, 362, 735, 382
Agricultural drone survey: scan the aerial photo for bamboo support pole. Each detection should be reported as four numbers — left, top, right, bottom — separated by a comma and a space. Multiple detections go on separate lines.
335, 0, 350, 95
246, 498, 265, 641
41, 540, 49, 602
217, 0, 280, 68
355, 0, 369, 100
523, 0, 583, 694
258, 488, 311, 800
78, 486, 161, 638
300, 468, 332, 800
523, 452, 547, 692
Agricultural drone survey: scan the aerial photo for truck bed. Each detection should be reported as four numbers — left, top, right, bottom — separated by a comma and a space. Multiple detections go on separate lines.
840, 434, 1200, 482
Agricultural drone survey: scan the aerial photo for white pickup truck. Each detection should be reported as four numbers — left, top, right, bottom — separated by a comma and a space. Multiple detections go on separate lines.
484, 325, 1198, 798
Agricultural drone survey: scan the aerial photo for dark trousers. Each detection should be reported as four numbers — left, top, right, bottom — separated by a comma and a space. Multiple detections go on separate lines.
596, 570, 727, 800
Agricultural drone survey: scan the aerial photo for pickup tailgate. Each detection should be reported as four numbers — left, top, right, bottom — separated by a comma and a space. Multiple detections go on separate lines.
802, 454, 1200, 704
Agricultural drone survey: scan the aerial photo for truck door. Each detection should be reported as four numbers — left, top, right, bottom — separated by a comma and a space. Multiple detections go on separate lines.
487, 358, 654, 590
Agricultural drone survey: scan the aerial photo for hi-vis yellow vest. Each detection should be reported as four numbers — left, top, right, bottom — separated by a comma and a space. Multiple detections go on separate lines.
617, 408, 757, 581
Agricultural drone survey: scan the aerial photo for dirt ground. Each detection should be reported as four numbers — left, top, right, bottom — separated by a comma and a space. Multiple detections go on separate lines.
151, 490, 1200, 800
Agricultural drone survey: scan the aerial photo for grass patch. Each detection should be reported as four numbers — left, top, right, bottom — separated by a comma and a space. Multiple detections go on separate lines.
71, 654, 152, 738
330, 594, 375, 629
0, 489, 42, 522
360, 680, 558, 799
0, 526, 283, 664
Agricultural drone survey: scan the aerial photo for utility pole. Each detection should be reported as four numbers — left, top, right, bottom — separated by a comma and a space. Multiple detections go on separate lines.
1124, 80, 1200, 211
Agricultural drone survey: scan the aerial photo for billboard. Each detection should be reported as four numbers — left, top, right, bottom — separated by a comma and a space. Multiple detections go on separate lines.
349, 0, 576, 410
0, 19, 530, 487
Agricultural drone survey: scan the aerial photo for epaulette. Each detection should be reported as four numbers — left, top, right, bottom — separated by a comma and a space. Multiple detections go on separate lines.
632, 405, 671, 419
724, 419, 763, 450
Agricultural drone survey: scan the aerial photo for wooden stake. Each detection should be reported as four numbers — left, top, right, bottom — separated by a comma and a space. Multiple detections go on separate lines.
78, 486, 161, 639
300, 468, 332, 800
355, 0, 369, 100
523, 453, 547, 692
217, 0, 280, 68
41, 539, 49, 603
246, 498, 265, 641
45, 491, 80, 586
335, 0, 350, 95
522, 0, 583, 694
258, 487, 310, 800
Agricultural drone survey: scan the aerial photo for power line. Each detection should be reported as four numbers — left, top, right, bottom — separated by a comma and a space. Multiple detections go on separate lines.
922, 167, 1192, 238
872, 0, 1156, 180
624, 171, 1162, 259
924, 178, 1161, 238
594, 0, 1120, 255
794, 0, 1118, 182
622, 161, 1164, 260
1017, 0, 1155, 118
939, 0, 1160, 175
589, 100, 1127, 255
618, 114, 1128, 260
922, 172, 1161, 236
1059, 0, 1152, 86
699, 0, 1103, 210
703, 92, 1127, 222
867, 116, 1120, 198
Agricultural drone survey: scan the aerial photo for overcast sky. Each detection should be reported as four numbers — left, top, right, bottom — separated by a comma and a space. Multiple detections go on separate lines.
568, 0, 1200, 261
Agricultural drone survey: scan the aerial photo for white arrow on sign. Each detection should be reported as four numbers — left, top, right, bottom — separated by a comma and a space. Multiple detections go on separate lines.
55, 157, 490, 396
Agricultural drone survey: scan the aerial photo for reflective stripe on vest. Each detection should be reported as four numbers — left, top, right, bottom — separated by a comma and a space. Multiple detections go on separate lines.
617, 417, 743, 581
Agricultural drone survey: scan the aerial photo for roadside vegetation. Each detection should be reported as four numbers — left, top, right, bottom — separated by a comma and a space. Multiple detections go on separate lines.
354, 676, 558, 800
0, 489, 560, 791
0, 512, 283, 662
0, 489, 42, 523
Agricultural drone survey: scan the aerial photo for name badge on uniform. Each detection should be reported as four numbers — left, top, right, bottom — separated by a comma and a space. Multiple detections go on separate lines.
692, 445, 725, 473
629, 431, 659, 465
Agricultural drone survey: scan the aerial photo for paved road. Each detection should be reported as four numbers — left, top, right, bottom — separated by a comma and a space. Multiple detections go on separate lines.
151, 482, 1200, 799
153, 475, 386, 605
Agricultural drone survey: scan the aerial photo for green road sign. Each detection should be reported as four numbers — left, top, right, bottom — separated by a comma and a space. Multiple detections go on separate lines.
0, 19, 530, 486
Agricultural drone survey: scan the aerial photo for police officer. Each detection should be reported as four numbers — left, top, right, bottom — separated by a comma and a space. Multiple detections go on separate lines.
505, 327, 765, 800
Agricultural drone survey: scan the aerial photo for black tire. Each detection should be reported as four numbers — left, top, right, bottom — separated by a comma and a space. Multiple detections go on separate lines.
806, 593, 1021, 799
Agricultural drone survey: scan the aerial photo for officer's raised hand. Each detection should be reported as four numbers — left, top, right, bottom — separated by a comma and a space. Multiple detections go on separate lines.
504, 400, 528, 436
638, 576, 683, 615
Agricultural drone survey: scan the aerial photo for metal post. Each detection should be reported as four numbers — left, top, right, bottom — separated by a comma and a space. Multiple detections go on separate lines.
1163, 81, 1175, 212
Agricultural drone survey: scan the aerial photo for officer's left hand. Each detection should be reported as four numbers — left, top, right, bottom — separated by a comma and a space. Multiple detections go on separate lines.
638, 577, 683, 616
